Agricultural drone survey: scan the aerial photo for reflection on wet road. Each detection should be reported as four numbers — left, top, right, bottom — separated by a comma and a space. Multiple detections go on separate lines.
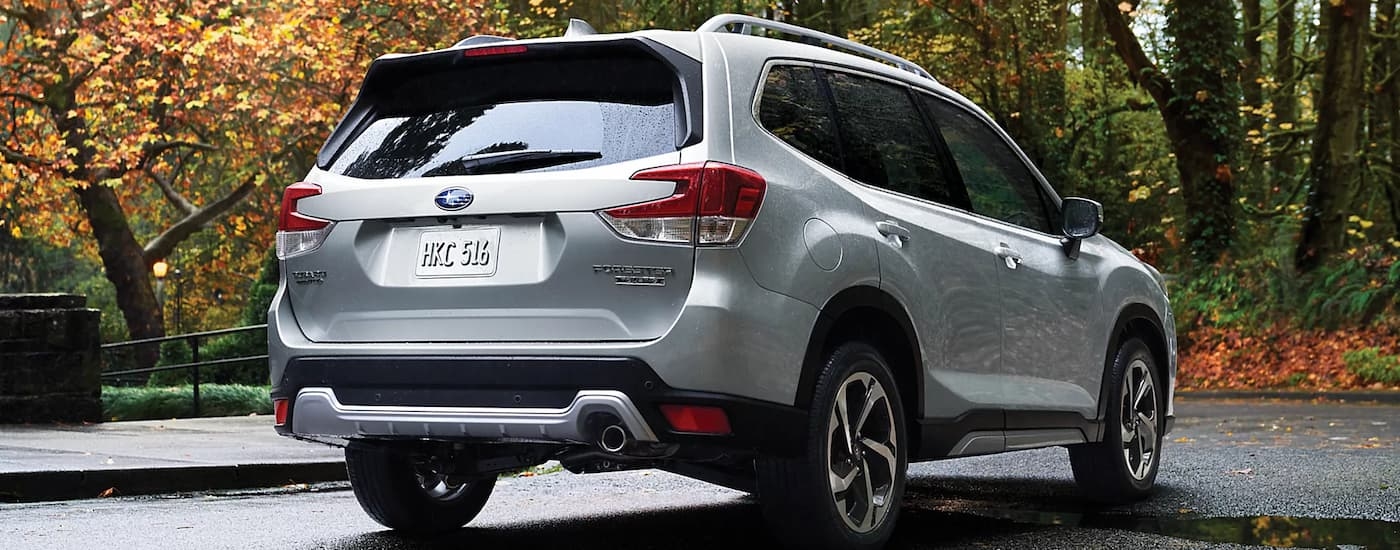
0, 398, 1396, 549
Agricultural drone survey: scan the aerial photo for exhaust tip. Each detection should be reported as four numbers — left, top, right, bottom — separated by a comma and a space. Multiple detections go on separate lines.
599, 424, 630, 453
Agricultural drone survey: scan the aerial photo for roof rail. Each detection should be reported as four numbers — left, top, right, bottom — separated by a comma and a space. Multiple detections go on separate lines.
453, 35, 515, 48
697, 14, 935, 81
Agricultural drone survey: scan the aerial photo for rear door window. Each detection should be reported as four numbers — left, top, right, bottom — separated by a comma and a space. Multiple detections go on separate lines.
823, 71, 968, 209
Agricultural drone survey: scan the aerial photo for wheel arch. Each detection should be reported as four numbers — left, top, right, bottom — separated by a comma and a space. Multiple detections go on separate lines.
1096, 303, 1171, 424
797, 286, 923, 422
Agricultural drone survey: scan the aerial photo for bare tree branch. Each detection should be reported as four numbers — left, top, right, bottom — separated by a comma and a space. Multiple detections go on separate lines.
147, 169, 197, 216
142, 174, 258, 264
1096, 0, 1174, 108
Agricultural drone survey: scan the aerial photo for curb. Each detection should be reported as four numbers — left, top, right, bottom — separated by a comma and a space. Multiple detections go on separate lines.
1178, 390, 1400, 404
0, 460, 347, 503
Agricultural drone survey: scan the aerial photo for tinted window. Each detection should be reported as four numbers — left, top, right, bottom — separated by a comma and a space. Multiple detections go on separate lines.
757, 65, 841, 169
920, 96, 1054, 233
329, 54, 678, 179
825, 71, 965, 208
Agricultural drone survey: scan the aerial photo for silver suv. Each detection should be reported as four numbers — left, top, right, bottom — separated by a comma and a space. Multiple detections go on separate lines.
269, 14, 1176, 550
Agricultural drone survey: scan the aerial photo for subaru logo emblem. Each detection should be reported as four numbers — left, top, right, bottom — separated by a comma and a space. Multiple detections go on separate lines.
434, 187, 473, 211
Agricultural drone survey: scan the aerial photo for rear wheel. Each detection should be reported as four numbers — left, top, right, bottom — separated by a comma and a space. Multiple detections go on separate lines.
345, 441, 496, 534
1070, 338, 1163, 502
756, 342, 907, 550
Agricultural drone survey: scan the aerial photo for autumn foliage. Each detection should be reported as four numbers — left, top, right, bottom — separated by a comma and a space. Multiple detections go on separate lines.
1, 1, 494, 349
1179, 324, 1400, 391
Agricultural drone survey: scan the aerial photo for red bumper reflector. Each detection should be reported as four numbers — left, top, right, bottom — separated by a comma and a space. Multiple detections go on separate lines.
273, 398, 289, 427
659, 404, 732, 435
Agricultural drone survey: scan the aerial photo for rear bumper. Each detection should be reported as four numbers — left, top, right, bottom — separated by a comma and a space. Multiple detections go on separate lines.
271, 355, 807, 456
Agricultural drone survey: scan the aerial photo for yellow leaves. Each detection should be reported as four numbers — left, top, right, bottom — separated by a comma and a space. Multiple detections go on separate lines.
9, 225, 21, 239
1278, 122, 1294, 130
1329, 0, 1344, 6
154, 14, 170, 27
1347, 215, 1361, 223
1128, 186, 1152, 203
1359, 220, 1374, 229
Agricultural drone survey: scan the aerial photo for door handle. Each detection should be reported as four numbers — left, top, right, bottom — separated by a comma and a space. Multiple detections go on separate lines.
876, 221, 912, 241
994, 243, 1022, 270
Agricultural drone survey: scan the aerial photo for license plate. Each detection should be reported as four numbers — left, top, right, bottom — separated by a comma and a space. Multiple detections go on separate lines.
415, 227, 501, 278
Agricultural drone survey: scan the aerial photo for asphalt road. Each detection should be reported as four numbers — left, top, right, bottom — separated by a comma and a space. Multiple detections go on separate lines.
2, 398, 1396, 549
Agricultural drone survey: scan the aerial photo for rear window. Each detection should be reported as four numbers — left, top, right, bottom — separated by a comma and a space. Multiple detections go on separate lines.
327, 50, 681, 179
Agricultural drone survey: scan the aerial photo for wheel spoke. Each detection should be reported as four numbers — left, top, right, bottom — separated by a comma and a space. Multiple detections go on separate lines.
1138, 412, 1157, 451
1133, 371, 1151, 410
858, 459, 876, 530
829, 465, 857, 494
834, 383, 855, 454
860, 437, 896, 478
854, 381, 887, 436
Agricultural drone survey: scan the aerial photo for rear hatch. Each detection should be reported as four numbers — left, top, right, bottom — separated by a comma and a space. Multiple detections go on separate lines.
281, 38, 706, 343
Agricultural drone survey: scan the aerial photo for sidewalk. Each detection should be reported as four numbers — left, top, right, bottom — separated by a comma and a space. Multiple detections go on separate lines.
0, 416, 345, 502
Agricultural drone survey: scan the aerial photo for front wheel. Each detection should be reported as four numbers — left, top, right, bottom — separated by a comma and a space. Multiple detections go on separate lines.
345, 441, 496, 534
1070, 337, 1164, 502
756, 342, 907, 550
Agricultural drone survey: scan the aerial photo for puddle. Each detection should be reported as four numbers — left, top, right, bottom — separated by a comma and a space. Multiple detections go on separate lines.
958, 506, 1400, 548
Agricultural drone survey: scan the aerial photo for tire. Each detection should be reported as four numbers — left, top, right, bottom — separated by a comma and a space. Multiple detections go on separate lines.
1070, 337, 1164, 502
345, 441, 496, 534
756, 342, 907, 550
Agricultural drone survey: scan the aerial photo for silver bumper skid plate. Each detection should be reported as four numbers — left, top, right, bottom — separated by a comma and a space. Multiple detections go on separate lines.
291, 387, 659, 442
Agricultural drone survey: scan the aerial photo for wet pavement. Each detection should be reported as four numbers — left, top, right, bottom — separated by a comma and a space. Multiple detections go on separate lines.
0, 397, 1395, 549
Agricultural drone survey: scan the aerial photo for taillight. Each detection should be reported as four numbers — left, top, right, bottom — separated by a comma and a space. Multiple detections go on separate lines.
601, 162, 766, 245
273, 398, 288, 427
276, 182, 333, 260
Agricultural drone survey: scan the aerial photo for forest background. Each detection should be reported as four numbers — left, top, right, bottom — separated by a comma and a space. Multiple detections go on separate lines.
2, 0, 1397, 392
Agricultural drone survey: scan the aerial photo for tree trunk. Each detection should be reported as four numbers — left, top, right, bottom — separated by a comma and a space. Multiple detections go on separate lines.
1375, 0, 1400, 239
51, 85, 165, 367
1241, 0, 1264, 132
1273, 0, 1300, 179
1295, 0, 1371, 272
1098, 0, 1239, 264
75, 185, 165, 364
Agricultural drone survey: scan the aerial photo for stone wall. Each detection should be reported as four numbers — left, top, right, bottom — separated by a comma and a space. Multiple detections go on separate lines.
0, 294, 102, 423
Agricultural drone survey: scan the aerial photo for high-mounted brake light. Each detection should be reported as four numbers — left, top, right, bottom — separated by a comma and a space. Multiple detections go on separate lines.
601, 162, 766, 245
463, 44, 528, 57
276, 182, 333, 260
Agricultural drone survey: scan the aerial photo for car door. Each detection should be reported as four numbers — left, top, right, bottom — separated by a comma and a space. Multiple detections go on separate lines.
819, 68, 1007, 420
919, 94, 1105, 419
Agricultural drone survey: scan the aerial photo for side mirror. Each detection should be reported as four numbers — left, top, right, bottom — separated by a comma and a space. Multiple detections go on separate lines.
1061, 197, 1103, 239
1060, 197, 1102, 260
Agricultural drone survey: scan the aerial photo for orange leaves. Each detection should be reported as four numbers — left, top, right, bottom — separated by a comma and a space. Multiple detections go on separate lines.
1179, 324, 1400, 391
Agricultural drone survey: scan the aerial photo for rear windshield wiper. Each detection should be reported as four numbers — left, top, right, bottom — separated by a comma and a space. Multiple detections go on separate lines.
422, 149, 603, 177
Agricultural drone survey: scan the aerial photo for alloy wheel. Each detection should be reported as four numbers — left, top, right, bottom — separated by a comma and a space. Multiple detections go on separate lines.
1120, 358, 1158, 480
414, 463, 472, 502
825, 371, 898, 534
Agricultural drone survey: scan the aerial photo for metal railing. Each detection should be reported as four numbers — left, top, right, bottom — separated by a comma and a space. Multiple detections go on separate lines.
100, 324, 268, 417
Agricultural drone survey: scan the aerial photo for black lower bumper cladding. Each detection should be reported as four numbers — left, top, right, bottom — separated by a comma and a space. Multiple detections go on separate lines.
272, 355, 808, 456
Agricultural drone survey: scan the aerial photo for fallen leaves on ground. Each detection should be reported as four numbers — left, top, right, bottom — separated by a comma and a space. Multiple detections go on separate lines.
1178, 324, 1400, 391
